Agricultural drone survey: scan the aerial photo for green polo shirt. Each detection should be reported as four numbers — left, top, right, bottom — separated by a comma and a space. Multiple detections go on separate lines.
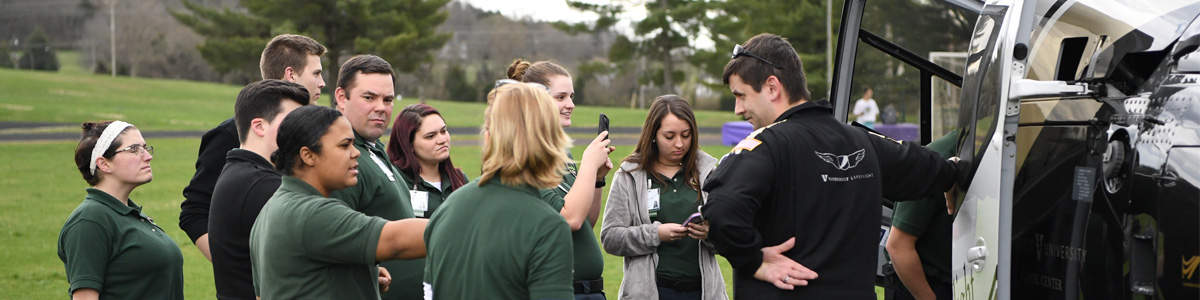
397, 170, 467, 219
540, 153, 605, 282
250, 176, 389, 299
329, 131, 423, 300
649, 170, 703, 280
425, 179, 574, 299
57, 188, 184, 299
887, 131, 958, 284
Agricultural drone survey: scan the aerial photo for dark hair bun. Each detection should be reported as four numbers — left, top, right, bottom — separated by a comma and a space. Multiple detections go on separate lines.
507, 59, 531, 81
81, 122, 104, 137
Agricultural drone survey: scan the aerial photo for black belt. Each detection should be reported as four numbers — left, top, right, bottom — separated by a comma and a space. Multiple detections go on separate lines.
656, 276, 702, 292
573, 278, 603, 294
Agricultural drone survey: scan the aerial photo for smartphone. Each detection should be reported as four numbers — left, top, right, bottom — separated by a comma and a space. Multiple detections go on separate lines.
598, 113, 610, 140
683, 212, 703, 225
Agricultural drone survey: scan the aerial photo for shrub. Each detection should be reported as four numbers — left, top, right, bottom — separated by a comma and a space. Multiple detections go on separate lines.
17, 27, 59, 71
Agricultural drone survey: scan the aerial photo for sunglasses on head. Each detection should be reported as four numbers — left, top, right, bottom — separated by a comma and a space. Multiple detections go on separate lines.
731, 44, 783, 70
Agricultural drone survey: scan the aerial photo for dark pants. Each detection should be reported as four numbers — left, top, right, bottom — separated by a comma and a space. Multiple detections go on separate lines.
574, 278, 606, 300
658, 286, 702, 300
883, 276, 952, 300
574, 292, 606, 300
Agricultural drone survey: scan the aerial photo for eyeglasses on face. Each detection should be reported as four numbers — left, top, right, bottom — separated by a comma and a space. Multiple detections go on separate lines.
494, 79, 550, 92
731, 44, 783, 70
114, 144, 154, 156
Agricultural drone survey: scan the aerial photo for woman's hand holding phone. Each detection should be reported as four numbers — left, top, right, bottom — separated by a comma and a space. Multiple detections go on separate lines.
657, 223, 688, 242
685, 222, 709, 240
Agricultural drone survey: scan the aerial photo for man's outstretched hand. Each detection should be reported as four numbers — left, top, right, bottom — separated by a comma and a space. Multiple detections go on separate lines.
754, 237, 818, 290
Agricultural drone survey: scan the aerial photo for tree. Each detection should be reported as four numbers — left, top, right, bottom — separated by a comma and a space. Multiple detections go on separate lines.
564, 0, 709, 96
0, 46, 13, 68
697, 0, 841, 100
173, 0, 452, 94
443, 63, 478, 102
170, 0, 272, 83
351, 0, 453, 101
18, 27, 59, 71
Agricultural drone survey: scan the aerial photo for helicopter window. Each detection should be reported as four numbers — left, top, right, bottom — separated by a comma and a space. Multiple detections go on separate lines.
1055, 37, 1089, 81
860, 0, 977, 63
844, 0, 977, 144
957, 5, 1008, 175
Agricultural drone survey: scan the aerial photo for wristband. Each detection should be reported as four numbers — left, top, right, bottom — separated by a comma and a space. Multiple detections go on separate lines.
595, 180, 606, 188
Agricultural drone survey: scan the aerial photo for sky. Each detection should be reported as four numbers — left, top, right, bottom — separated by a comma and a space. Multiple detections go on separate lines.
458, 0, 621, 23
455, 0, 714, 49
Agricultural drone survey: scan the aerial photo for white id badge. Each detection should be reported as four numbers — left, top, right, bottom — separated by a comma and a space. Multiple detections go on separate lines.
410, 190, 429, 217
646, 188, 660, 218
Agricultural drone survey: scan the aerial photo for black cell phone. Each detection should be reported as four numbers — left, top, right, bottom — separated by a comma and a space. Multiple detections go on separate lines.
683, 212, 704, 225
598, 113, 610, 140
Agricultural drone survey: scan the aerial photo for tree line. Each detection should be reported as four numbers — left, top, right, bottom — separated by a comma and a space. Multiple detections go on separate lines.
3, 0, 974, 112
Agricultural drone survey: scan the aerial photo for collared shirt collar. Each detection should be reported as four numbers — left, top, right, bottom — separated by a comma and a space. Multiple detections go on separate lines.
775, 99, 834, 123
481, 180, 541, 198
564, 150, 578, 177
227, 148, 275, 170
85, 188, 141, 216
279, 175, 324, 196
406, 168, 458, 193
353, 130, 385, 153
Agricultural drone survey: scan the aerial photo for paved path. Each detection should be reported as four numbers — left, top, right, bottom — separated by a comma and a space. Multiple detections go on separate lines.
0, 122, 728, 146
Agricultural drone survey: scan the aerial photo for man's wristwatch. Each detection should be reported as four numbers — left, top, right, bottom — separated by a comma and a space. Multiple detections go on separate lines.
595, 179, 606, 188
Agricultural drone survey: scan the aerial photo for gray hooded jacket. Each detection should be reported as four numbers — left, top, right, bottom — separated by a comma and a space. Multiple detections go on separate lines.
601, 150, 728, 300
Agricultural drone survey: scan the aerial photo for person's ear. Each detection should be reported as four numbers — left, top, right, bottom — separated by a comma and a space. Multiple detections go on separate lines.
95, 157, 113, 174
300, 146, 318, 167
251, 118, 268, 139
765, 76, 783, 103
284, 66, 296, 82
335, 87, 348, 111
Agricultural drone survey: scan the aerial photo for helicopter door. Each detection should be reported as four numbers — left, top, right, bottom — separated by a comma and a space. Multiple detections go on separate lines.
948, 1, 1017, 299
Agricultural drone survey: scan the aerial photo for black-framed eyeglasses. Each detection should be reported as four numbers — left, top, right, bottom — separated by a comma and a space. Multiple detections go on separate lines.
114, 144, 154, 156
494, 79, 550, 92
731, 44, 783, 70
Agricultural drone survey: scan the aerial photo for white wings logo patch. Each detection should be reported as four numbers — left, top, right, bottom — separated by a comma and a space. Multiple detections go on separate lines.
815, 149, 866, 171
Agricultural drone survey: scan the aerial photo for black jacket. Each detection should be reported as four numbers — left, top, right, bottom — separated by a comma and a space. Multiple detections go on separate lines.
179, 118, 238, 242
209, 148, 282, 300
701, 100, 957, 299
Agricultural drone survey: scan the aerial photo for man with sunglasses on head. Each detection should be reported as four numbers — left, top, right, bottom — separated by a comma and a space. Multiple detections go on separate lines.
699, 33, 961, 299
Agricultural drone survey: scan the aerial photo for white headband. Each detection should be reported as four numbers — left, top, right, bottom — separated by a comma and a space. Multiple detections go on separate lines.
90, 121, 132, 175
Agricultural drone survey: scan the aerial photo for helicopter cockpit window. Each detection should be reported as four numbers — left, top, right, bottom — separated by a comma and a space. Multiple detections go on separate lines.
958, 5, 1008, 174
846, 0, 977, 144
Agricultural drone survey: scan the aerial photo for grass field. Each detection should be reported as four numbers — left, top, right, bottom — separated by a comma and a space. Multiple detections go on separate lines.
0, 67, 740, 133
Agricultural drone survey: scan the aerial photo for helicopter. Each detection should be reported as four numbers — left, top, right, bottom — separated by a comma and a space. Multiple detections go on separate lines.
830, 0, 1200, 298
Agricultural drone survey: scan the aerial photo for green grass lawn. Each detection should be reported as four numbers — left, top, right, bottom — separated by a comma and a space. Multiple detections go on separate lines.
0, 68, 741, 132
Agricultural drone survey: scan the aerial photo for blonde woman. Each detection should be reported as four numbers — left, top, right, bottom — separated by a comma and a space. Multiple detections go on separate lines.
424, 83, 577, 299
509, 59, 614, 299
